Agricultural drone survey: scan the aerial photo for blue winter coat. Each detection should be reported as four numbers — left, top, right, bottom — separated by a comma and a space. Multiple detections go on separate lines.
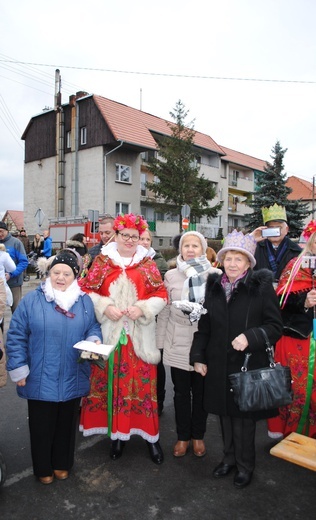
0, 233, 28, 288
6, 285, 102, 402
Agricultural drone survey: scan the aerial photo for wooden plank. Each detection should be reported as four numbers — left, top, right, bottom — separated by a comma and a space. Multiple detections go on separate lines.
270, 432, 316, 471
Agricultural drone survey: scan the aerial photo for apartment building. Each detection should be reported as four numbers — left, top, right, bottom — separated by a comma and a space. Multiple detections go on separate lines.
22, 91, 266, 248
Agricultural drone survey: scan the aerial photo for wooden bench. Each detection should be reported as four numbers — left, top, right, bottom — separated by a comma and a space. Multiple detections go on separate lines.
270, 432, 316, 471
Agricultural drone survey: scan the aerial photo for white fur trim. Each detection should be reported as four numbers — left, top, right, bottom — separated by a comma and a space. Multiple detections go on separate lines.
89, 273, 166, 364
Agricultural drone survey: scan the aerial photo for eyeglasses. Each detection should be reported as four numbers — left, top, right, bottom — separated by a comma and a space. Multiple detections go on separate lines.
55, 305, 75, 318
118, 232, 139, 242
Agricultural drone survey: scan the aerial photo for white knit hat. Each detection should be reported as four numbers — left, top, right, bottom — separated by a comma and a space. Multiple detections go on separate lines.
179, 231, 208, 255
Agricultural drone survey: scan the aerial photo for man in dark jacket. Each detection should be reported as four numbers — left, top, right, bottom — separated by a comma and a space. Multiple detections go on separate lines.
251, 204, 301, 282
88, 216, 115, 261
0, 221, 28, 312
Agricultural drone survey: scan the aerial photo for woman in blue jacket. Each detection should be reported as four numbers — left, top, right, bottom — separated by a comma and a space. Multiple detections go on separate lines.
6, 250, 102, 485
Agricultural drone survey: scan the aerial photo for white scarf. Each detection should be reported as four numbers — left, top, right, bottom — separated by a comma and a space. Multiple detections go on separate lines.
177, 254, 215, 303
100, 242, 148, 269
43, 277, 82, 311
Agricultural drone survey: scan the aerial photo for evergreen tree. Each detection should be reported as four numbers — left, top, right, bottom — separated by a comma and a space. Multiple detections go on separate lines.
246, 140, 310, 237
146, 100, 222, 233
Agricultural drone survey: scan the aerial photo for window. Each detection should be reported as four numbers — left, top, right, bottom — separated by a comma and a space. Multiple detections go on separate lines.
116, 202, 129, 215
140, 150, 156, 161
116, 164, 131, 183
232, 170, 239, 186
141, 173, 147, 196
80, 127, 87, 145
66, 131, 71, 148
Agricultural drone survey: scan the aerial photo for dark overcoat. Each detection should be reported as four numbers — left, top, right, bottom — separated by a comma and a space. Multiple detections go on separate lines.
190, 268, 283, 420
254, 237, 301, 282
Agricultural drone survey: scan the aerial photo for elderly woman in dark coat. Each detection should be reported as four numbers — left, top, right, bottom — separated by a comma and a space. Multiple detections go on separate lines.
190, 230, 283, 488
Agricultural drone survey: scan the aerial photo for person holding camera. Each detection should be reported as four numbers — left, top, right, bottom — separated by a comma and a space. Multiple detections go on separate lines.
250, 204, 301, 283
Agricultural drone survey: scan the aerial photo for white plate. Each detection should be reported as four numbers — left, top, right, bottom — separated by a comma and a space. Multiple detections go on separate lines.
73, 340, 115, 357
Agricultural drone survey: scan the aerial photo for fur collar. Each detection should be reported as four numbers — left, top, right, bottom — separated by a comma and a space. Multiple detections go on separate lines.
206, 268, 273, 297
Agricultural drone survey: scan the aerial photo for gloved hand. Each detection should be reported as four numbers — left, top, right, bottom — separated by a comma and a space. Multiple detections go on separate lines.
172, 300, 207, 323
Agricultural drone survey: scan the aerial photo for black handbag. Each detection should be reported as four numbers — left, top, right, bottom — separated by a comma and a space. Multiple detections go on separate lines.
228, 328, 293, 412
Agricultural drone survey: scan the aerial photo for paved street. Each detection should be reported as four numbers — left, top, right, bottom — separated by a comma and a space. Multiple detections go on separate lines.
0, 277, 315, 519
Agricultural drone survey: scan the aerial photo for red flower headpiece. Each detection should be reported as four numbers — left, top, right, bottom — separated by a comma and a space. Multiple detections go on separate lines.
113, 213, 148, 233
302, 220, 316, 240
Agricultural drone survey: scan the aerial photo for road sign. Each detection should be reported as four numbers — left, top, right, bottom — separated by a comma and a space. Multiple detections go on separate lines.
182, 217, 190, 230
181, 204, 191, 218
34, 208, 45, 228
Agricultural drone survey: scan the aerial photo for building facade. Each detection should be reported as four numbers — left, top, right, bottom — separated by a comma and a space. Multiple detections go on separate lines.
22, 91, 266, 249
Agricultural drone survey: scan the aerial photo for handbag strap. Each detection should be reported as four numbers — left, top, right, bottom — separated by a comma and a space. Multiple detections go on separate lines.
240, 328, 277, 371
259, 327, 276, 368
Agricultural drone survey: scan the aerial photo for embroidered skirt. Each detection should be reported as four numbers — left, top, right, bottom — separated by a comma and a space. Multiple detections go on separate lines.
267, 335, 316, 439
79, 336, 159, 442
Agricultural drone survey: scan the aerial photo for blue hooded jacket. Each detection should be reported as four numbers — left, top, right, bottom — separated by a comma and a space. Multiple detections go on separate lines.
6, 284, 102, 402
0, 233, 28, 288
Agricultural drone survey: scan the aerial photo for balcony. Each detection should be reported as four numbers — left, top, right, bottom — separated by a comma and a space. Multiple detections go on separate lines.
228, 176, 253, 192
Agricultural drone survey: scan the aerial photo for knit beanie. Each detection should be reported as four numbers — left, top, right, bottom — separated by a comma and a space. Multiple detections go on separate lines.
179, 231, 208, 255
0, 222, 8, 230
50, 250, 80, 278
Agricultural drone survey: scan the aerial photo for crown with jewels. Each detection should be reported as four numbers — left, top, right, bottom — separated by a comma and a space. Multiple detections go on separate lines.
261, 204, 287, 224
217, 229, 257, 268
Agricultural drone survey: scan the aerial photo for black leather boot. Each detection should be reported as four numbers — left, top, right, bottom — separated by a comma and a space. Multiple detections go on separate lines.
146, 441, 164, 465
110, 439, 125, 460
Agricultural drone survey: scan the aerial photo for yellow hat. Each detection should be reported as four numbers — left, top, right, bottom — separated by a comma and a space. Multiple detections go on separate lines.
261, 204, 287, 225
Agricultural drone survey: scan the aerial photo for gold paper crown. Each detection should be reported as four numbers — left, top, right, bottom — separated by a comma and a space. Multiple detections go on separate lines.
261, 203, 287, 224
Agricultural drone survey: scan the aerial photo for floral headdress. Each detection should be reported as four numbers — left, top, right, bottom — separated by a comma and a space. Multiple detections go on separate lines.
113, 213, 148, 233
302, 220, 316, 241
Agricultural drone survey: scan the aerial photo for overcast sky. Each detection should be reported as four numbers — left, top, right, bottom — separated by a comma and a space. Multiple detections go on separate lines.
1, 0, 316, 219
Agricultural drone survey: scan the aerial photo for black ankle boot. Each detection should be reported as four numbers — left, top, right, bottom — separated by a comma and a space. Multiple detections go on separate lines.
146, 441, 164, 465
110, 439, 125, 460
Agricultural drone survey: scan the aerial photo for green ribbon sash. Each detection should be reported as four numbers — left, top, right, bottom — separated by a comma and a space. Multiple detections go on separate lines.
107, 328, 128, 437
296, 330, 316, 435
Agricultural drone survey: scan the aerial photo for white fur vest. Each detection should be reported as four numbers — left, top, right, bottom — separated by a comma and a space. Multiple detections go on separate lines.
89, 271, 166, 364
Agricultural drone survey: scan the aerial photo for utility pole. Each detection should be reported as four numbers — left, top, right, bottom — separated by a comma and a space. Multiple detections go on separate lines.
313, 176, 315, 219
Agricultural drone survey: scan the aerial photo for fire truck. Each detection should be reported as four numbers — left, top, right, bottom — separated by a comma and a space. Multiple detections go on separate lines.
49, 216, 101, 250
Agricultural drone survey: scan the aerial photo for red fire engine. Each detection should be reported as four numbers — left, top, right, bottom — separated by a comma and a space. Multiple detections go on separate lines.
49, 216, 101, 249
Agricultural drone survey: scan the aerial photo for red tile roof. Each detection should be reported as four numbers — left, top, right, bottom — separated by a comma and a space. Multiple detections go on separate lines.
286, 175, 313, 200
2, 210, 24, 231
220, 146, 267, 172
93, 95, 225, 155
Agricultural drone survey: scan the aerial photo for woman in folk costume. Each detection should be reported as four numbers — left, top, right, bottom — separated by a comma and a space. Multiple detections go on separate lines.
267, 220, 316, 439
79, 214, 167, 464
156, 231, 222, 458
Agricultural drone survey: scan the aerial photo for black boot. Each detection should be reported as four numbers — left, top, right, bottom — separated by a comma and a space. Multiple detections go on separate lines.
110, 439, 125, 460
146, 441, 164, 465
